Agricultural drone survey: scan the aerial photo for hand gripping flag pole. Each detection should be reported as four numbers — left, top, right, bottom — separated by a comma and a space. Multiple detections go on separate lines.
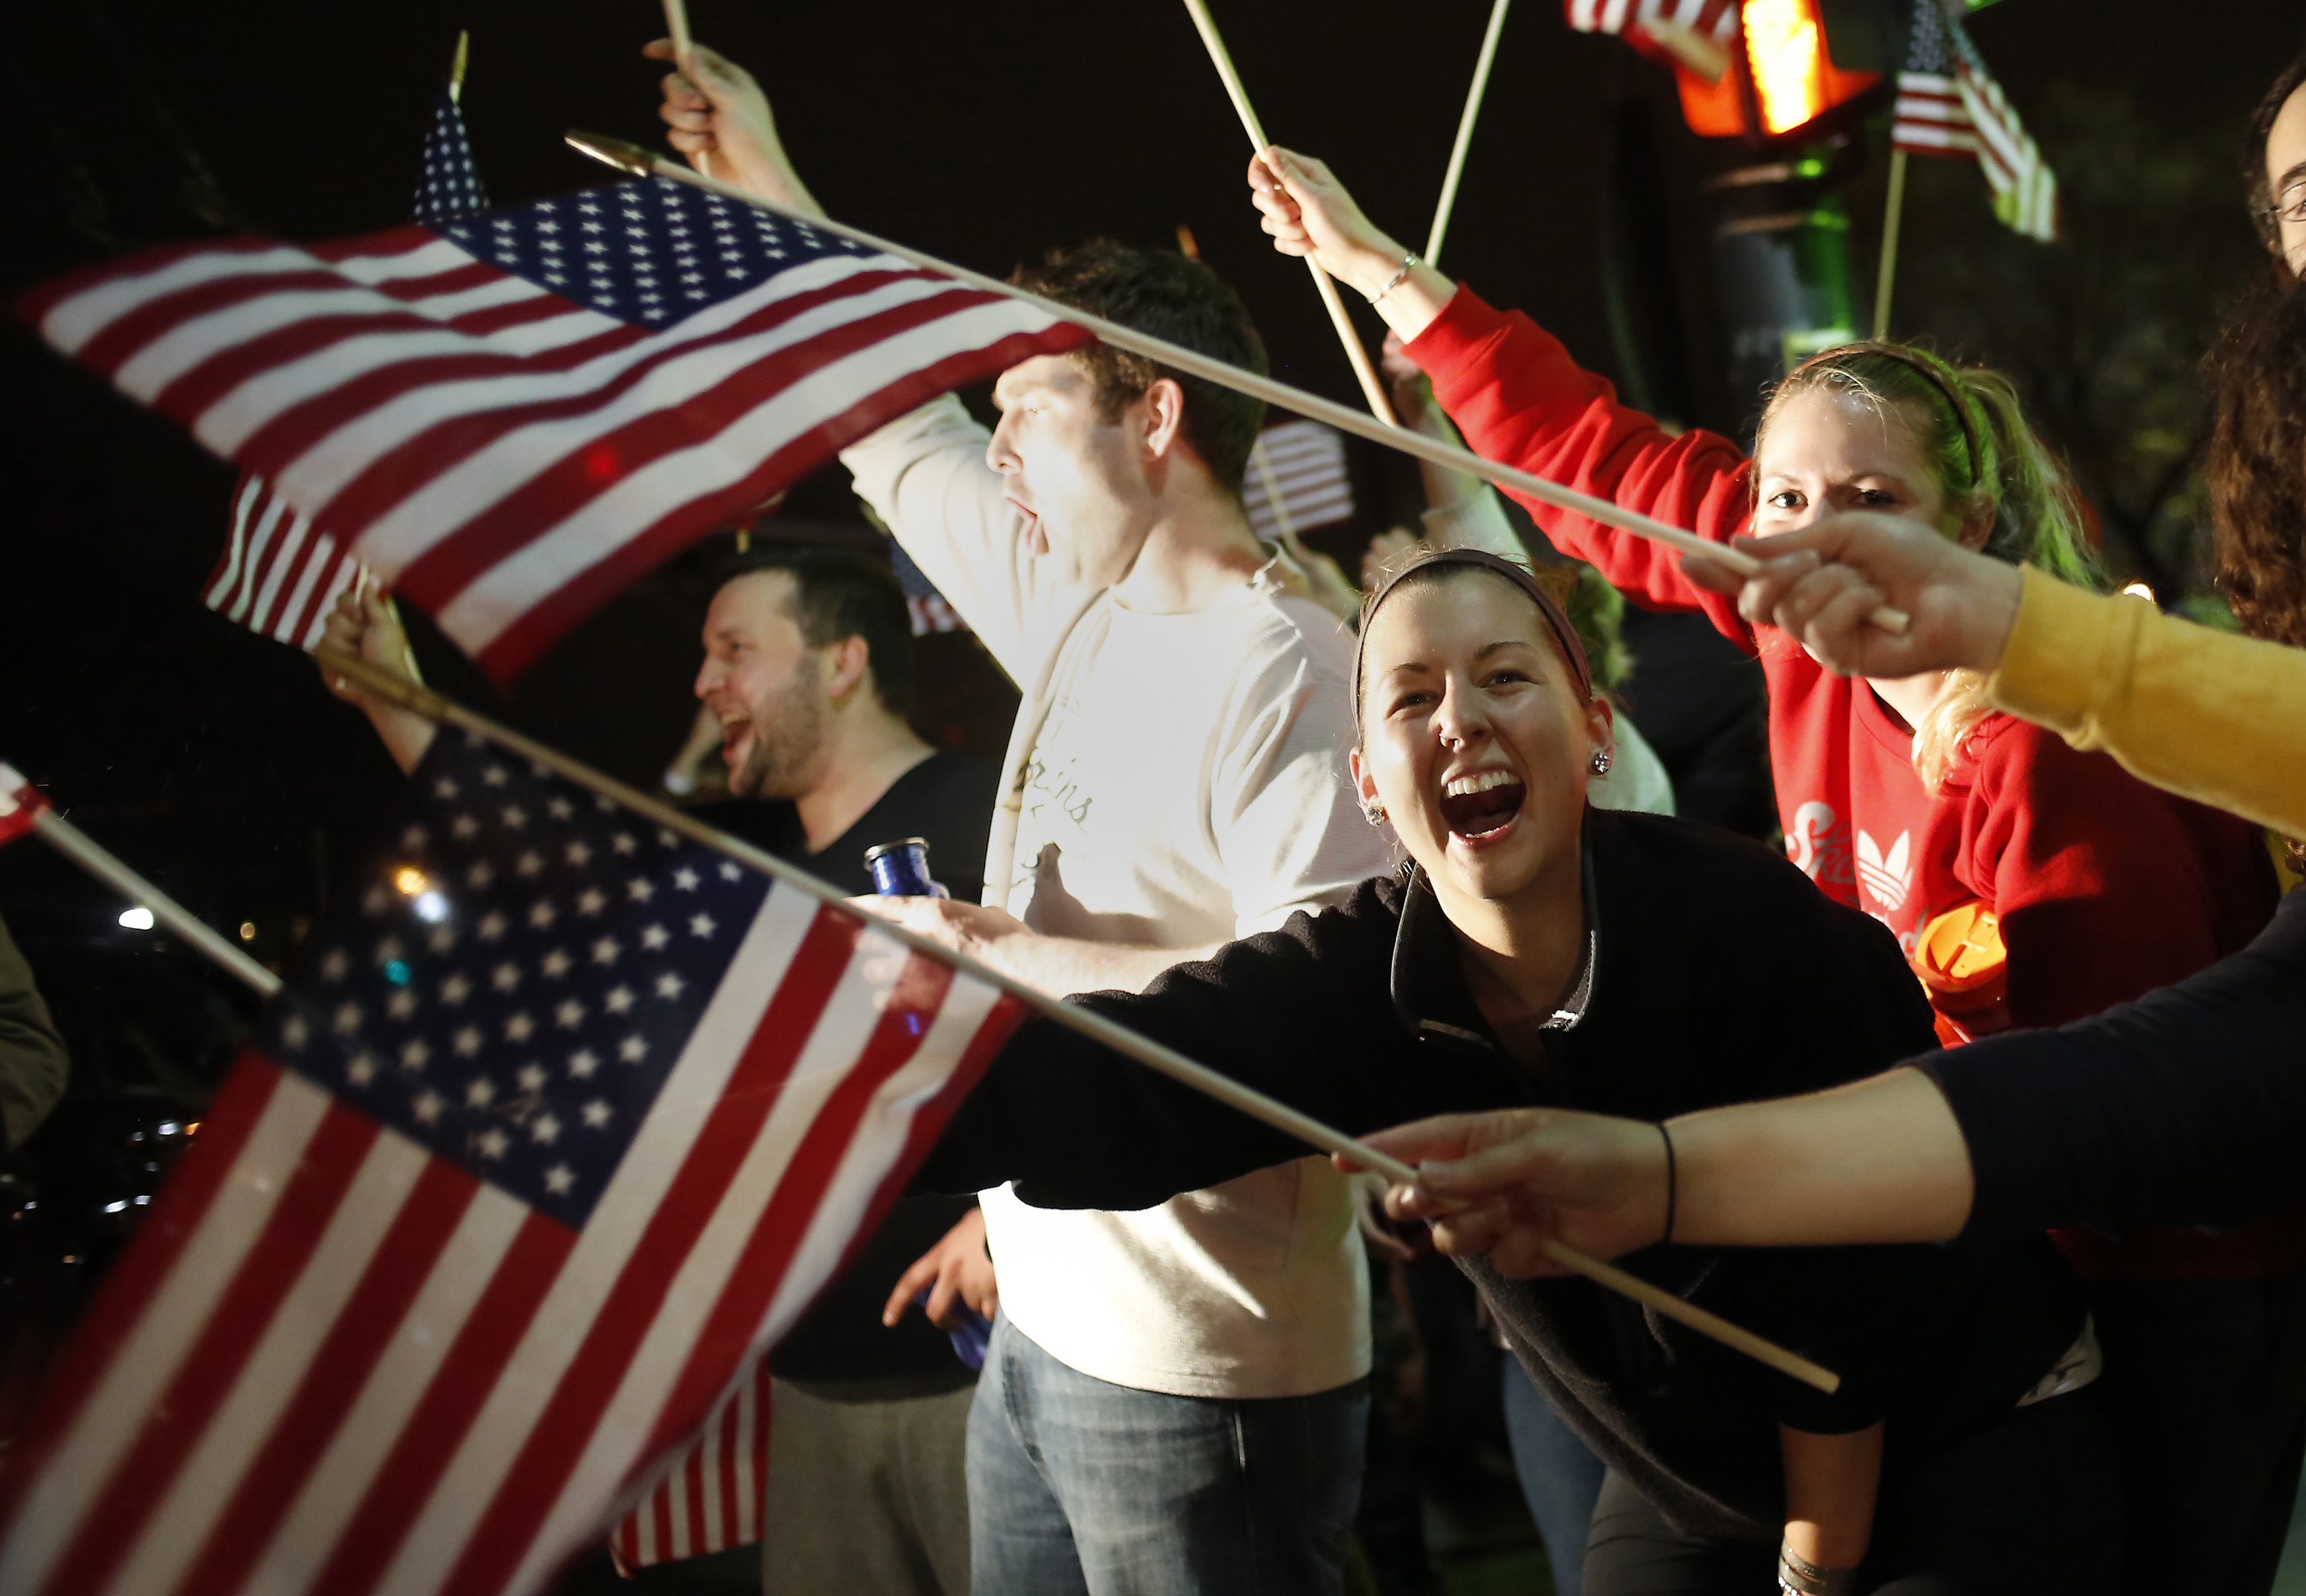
316, 646, 1840, 1396
0, 765, 280, 997
565, 134, 1908, 644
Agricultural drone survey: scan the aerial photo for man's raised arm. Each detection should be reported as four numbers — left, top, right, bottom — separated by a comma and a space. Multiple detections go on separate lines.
647, 39, 1077, 682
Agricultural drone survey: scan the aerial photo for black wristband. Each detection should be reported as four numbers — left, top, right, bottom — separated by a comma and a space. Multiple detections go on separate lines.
1657, 1121, 1677, 1247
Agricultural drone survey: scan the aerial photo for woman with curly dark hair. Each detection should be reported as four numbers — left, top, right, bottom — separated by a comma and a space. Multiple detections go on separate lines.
2210, 285, 2306, 825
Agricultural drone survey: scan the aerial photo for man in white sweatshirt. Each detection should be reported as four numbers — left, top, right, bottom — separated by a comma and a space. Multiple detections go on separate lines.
652, 38, 1394, 1595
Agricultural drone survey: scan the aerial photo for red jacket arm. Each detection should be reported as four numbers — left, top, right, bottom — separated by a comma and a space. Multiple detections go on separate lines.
1405, 285, 1758, 650
1963, 726, 2267, 1030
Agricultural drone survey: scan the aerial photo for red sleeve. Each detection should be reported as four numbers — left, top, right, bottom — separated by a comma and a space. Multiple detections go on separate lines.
1405, 285, 1758, 650
1959, 726, 2256, 1030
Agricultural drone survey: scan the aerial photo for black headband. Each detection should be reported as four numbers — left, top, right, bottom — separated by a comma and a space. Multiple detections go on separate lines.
1789, 342, 1984, 489
1353, 547, 1594, 722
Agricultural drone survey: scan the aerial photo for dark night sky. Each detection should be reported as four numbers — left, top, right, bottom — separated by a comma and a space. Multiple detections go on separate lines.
3, 0, 2303, 995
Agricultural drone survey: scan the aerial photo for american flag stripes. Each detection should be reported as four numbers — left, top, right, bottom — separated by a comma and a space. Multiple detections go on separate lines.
1245, 420, 1355, 545
0, 765, 47, 850
1894, 0, 2057, 242
608, 1360, 771, 1570
1948, 26, 2057, 242
202, 88, 490, 654
0, 730, 1025, 1596
1561, 0, 1741, 67
24, 177, 1090, 681
205, 477, 372, 651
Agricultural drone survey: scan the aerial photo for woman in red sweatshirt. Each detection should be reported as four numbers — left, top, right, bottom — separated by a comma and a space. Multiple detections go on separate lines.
1245, 148, 2298, 1595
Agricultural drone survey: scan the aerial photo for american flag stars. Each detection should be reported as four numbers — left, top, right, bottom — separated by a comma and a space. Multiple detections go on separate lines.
412, 87, 488, 227
434, 176, 875, 329
267, 730, 768, 1227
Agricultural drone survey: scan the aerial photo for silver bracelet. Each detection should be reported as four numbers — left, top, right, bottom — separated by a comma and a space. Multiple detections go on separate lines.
1368, 251, 1420, 305
1777, 1547, 1857, 1596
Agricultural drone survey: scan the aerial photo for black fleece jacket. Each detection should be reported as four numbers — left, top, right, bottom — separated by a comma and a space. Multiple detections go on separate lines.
924, 809, 2087, 1541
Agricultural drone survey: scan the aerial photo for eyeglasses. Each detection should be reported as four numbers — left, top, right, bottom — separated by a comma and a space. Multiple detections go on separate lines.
2265, 180, 2306, 229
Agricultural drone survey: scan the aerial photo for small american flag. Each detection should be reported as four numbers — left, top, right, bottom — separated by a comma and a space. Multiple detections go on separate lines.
1562, 0, 1741, 70
1245, 420, 1353, 545
0, 730, 1025, 1596
0, 765, 47, 850
24, 179, 1089, 680
1894, 0, 2057, 241
891, 541, 968, 638
208, 87, 490, 654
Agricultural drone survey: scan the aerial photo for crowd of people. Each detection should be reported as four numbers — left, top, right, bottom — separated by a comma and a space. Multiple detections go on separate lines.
280, 31, 2306, 1596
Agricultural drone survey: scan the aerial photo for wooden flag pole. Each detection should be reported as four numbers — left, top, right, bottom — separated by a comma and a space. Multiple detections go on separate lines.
1426, 0, 1511, 267
1872, 148, 1909, 341
1177, 0, 1398, 427
448, 29, 470, 104
660, 0, 713, 179
315, 645, 1840, 1394
569, 132, 1911, 637
25, 807, 280, 997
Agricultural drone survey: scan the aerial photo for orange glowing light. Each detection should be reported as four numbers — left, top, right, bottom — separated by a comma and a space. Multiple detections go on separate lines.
1743, 0, 1827, 135
393, 866, 430, 896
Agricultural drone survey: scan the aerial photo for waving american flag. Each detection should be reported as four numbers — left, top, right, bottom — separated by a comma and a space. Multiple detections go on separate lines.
25, 177, 1088, 680
0, 731, 1024, 1596
0, 765, 48, 850
1893, 0, 2058, 241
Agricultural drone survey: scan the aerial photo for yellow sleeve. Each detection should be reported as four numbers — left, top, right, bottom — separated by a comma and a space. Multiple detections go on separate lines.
1987, 566, 2306, 837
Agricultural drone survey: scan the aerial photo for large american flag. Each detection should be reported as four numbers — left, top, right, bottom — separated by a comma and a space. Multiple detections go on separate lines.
1892, 0, 2057, 241
0, 730, 1025, 1596
23, 177, 1090, 680
1562, 0, 1741, 70
204, 87, 491, 654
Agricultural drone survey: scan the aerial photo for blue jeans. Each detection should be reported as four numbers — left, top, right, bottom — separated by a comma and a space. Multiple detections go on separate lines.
966, 1315, 1367, 1595
1502, 1356, 1606, 1596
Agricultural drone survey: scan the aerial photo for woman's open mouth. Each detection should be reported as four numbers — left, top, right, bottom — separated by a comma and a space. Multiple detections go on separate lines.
1438, 769, 1525, 839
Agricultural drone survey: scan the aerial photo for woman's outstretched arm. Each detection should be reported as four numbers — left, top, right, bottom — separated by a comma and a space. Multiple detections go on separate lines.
1366, 885, 2306, 1270
1359, 1067, 1973, 1276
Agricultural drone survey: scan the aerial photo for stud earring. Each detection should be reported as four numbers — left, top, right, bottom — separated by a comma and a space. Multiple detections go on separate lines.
1590, 750, 1613, 777
1362, 800, 1388, 825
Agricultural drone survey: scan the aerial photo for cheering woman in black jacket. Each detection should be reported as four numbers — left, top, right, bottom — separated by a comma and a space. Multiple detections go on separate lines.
920, 548, 2117, 1596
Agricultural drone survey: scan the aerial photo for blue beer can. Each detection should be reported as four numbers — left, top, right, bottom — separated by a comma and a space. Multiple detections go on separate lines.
864, 837, 944, 898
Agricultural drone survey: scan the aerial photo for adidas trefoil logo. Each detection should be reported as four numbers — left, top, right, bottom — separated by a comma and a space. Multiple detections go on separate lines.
1856, 829, 1913, 912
